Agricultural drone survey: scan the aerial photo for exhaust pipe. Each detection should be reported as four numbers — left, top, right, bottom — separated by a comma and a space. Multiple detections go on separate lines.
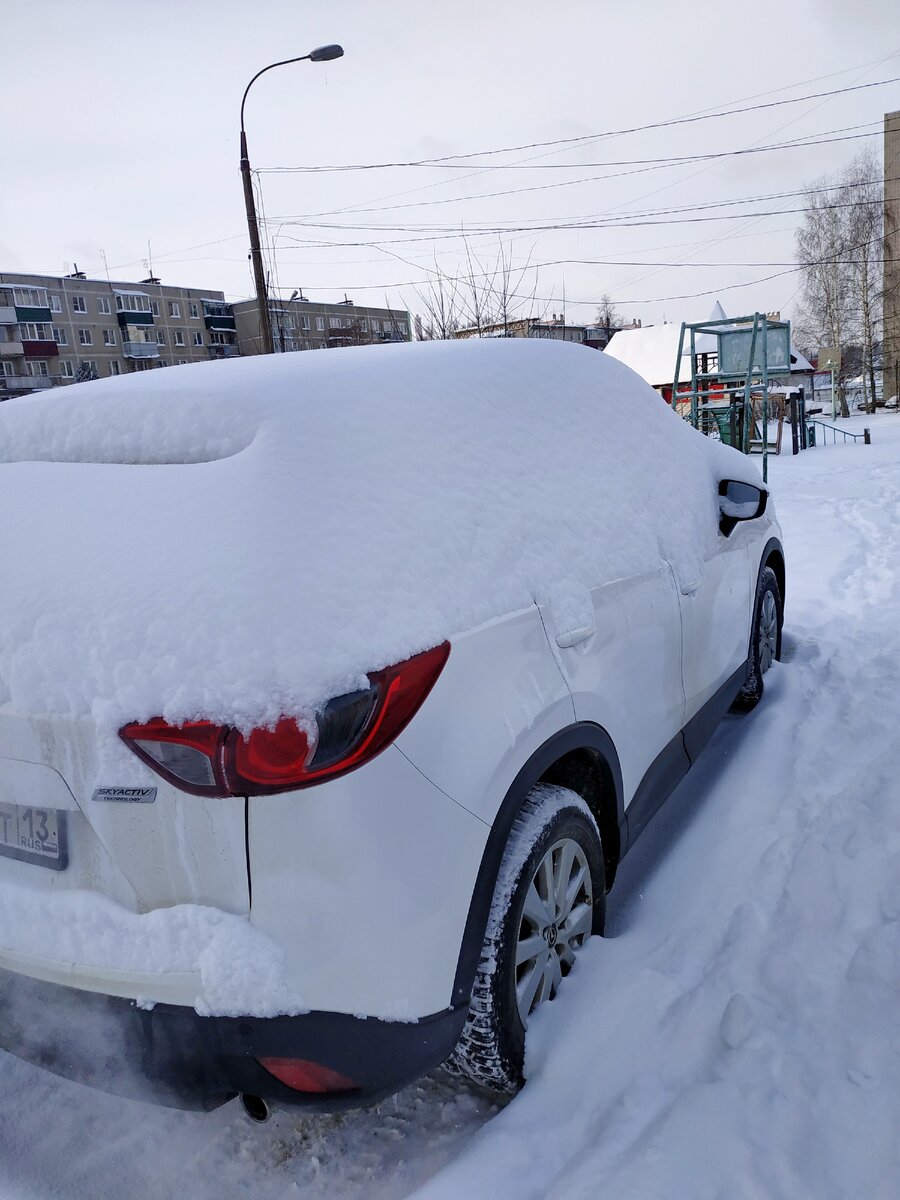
240, 1093, 271, 1124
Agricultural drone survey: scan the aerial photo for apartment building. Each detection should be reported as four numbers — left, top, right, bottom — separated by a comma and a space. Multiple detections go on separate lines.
233, 296, 411, 355
0, 270, 238, 397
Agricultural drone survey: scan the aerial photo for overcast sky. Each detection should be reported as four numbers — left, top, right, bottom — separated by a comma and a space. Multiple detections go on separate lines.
4, 0, 899, 330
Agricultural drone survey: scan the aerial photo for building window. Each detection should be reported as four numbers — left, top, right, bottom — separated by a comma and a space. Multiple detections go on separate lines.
150, 300, 160, 317
80, 360, 98, 376
116, 293, 152, 314
60, 360, 75, 378
158, 359, 169, 367
178, 359, 188, 366
71, 295, 87, 313
21, 322, 52, 341
108, 360, 120, 376
53, 327, 68, 346
329, 317, 342, 329
98, 296, 111, 315
300, 315, 310, 330
26, 360, 49, 377
168, 301, 180, 318
14, 287, 48, 307
193, 330, 203, 347
316, 316, 325, 331
189, 302, 199, 319
1, 360, 17, 376
360, 319, 368, 332
103, 329, 116, 346
78, 328, 92, 346
371, 320, 381, 332
156, 329, 167, 345
49, 294, 62, 313
174, 330, 185, 346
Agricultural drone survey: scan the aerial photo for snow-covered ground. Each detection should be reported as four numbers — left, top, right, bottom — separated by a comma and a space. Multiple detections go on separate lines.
3, 410, 899, 1199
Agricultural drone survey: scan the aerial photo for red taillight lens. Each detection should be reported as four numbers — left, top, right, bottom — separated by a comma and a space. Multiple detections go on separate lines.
119, 717, 227, 796
256, 1056, 359, 1094
119, 641, 450, 797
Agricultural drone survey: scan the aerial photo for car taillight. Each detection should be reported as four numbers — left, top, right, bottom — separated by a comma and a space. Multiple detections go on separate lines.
256, 1056, 359, 1094
119, 641, 449, 797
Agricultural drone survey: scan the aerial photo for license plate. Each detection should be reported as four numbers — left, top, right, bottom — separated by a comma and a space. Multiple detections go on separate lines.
0, 803, 68, 871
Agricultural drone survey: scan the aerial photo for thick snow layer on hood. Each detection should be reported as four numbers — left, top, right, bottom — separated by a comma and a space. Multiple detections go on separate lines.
0, 338, 755, 739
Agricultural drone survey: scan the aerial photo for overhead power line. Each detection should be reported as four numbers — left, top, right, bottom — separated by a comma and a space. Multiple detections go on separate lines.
265, 76, 900, 173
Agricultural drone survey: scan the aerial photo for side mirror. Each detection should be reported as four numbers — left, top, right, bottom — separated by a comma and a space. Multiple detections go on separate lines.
718, 479, 767, 536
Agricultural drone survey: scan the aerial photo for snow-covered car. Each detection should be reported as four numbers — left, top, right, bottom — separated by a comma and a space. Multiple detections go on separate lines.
0, 338, 784, 1116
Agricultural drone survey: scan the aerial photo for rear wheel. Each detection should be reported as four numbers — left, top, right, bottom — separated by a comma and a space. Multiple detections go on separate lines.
733, 565, 782, 712
449, 784, 605, 1095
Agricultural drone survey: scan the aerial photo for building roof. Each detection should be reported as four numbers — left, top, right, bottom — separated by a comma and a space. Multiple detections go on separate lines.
604, 322, 713, 387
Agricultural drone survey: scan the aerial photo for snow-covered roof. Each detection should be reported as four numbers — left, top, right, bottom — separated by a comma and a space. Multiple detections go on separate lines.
0, 338, 754, 742
604, 322, 715, 387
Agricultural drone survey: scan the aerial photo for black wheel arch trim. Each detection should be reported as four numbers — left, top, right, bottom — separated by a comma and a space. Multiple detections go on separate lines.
451, 722, 624, 1008
760, 535, 785, 607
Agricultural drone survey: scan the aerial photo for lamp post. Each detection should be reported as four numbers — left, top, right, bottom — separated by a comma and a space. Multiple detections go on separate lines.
239, 44, 343, 355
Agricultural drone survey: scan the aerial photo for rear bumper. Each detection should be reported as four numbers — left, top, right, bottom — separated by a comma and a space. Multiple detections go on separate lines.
0, 966, 467, 1112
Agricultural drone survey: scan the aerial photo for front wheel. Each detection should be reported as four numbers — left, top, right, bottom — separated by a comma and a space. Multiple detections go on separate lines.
449, 784, 605, 1096
733, 565, 782, 712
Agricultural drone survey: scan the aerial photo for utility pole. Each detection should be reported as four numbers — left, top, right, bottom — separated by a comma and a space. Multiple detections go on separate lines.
239, 129, 273, 355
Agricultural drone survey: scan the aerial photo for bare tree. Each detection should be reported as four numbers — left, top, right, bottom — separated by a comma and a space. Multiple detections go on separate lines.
410, 239, 545, 340
795, 150, 885, 416
594, 293, 624, 345
410, 258, 463, 341
844, 149, 883, 413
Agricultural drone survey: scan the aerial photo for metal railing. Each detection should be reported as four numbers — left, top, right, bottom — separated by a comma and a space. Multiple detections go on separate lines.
807, 419, 871, 445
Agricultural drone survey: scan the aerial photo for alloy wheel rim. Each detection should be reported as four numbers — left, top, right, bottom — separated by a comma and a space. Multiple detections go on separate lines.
758, 591, 778, 674
514, 837, 593, 1026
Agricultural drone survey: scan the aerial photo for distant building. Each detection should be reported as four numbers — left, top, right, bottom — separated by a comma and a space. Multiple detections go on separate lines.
233, 296, 411, 355
451, 314, 637, 349
884, 110, 900, 402
0, 269, 236, 397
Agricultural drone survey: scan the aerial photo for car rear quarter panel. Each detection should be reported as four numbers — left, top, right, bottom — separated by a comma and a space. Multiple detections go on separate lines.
395, 606, 578, 825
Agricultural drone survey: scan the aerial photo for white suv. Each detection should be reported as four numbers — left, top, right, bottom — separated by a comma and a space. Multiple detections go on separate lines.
0, 339, 783, 1115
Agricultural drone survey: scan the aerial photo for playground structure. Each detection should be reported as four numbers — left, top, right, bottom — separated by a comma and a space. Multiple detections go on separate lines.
672, 313, 795, 483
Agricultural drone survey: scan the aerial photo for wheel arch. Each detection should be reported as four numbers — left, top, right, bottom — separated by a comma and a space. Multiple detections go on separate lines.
761, 535, 786, 610
450, 723, 624, 1008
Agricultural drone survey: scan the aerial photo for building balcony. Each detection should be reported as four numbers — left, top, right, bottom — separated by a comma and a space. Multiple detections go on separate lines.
15, 305, 53, 324
117, 311, 154, 328
22, 339, 59, 358
208, 344, 240, 358
1, 375, 55, 390
204, 313, 236, 332
0, 340, 24, 357
0, 306, 17, 325
123, 341, 160, 359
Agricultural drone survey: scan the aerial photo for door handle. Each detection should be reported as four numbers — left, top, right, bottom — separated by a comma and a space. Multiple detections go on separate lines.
556, 625, 596, 648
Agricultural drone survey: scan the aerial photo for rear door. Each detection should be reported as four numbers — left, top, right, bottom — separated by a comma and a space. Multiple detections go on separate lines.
542, 563, 686, 813
675, 508, 754, 748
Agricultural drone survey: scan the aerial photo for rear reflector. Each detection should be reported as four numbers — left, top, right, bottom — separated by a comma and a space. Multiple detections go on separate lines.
256, 1056, 359, 1094
119, 641, 450, 797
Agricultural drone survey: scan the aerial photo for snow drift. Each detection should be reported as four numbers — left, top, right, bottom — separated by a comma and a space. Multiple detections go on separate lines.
0, 338, 756, 742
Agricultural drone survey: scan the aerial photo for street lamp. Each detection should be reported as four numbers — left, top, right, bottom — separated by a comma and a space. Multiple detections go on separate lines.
239, 45, 344, 355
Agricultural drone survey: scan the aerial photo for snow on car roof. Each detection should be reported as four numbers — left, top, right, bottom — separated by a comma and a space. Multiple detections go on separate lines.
0, 338, 757, 746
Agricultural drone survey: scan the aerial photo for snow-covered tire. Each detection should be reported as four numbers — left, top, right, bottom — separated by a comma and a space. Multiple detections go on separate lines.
733, 565, 782, 712
449, 784, 605, 1096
